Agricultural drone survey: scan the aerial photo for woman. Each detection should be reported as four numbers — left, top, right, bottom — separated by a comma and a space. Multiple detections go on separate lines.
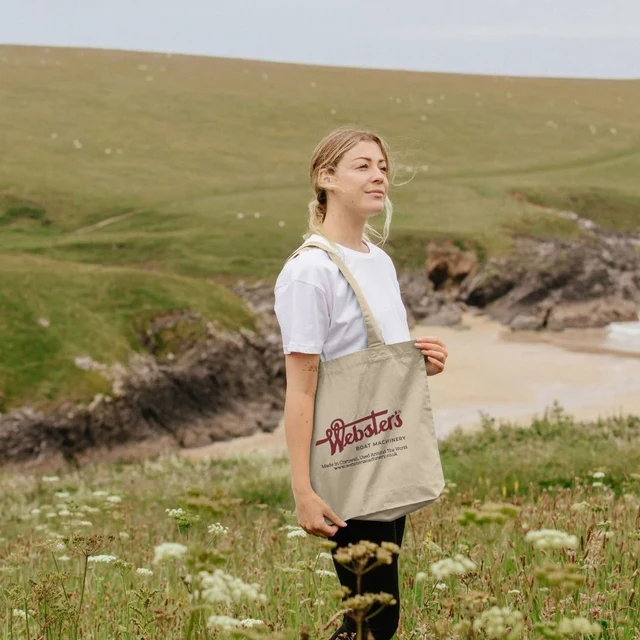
274, 126, 448, 640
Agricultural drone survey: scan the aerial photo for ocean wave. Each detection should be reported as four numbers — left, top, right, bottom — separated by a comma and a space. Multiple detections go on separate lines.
606, 322, 640, 338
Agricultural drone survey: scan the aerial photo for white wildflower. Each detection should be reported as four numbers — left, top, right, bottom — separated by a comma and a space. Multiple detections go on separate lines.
287, 528, 308, 539
507, 589, 521, 595
315, 569, 335, 577
106, 495, 122, 503
592, 471, 605, 479
435, 582, 447, 590
87, 555, 117, 564
58, 555, 70, 562
524, 529, 578, 550
253, 211, 261, 218
74, 520, 93, 527
152, 542, 187, 564
317, 551, 333, 561
196, 569, 263, 604
429, 554, 477, 579
473, 606, 524, 640
236, 212, 244, 219
415, 571, 427, 583
592, 482, 603, 488
37, 317, 51, 327
42, 476, 60, 483
92, 490, 108, 497
557, 616, 602, 636
58, 509, 71, 517
278, 220, 285, 228
12, 609, 27, 620
207, 615, 264, 631
54, 491, 70, 499
165, 508, 185, 519
207, 523, 229, 536
136, 567, 154, 577
31, 508, 42, 515
119, 532, 130, 540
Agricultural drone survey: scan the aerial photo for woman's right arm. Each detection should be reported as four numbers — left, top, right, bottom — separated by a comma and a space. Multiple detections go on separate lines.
284, 352, 347, 538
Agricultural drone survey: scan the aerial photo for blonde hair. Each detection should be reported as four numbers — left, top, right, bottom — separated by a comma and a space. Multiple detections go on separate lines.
304, 126, 394, 247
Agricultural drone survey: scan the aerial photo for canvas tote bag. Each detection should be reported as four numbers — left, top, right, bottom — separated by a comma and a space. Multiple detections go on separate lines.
285, 240, 445, 522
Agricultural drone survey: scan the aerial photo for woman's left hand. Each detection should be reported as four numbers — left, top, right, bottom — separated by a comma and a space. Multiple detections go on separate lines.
414, 336, 448, 376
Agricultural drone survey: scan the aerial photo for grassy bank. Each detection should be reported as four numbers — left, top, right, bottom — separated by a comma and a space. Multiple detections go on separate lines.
1, 407, 639, 638
1, 44, 639, 408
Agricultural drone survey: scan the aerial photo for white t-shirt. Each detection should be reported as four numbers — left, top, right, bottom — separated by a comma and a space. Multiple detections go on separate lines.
274, 233, 411, 362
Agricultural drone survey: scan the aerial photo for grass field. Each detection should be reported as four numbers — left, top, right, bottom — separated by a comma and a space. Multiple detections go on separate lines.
1, 407, 639, 638
1, 44, 639, 409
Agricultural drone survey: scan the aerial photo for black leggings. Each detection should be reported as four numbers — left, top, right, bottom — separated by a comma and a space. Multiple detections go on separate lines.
328, 516, 406, 640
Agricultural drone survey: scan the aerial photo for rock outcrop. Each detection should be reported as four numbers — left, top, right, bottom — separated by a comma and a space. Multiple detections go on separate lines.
0, 314, 285, 467
460, 236, 640, 330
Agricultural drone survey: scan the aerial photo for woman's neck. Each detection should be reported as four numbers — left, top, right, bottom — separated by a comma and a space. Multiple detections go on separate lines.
320, 209, 368, 253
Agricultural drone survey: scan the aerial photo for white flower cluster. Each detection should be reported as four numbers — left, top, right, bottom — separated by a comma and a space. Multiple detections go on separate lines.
136, 567, 154, 577
524, 529, 578, 550
473, 606, 524, 640
287, 527, 308, 539
194, 569, 265, 604
152, 542, 188, 564
557, 616, 602, 636
315, 569, 335, 577
207, 522, 229, 536
166, 508, 185, 519
429, 554, 477, 579
88, 555, 117, 564
206, 615, 264, 631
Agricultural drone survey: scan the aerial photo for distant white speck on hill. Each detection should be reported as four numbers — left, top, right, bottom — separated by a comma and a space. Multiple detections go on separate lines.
51, 133, 58, 139
610, 128, 617, 135
73, 139, 83, 149
278, 221, 285, 228
237, 213, 244, 220
138, 64, 148, 71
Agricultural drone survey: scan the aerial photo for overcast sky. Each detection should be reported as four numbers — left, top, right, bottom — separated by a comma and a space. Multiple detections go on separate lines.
2, 0, 640, 79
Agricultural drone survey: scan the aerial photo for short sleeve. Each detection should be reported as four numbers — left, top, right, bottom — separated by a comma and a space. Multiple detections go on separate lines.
274, 279, 330, 355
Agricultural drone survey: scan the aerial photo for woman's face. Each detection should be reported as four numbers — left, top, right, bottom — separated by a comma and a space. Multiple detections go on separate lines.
323, 140, 389, 218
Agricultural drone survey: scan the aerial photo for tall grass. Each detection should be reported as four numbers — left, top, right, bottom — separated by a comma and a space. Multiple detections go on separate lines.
2, 406, 639, 638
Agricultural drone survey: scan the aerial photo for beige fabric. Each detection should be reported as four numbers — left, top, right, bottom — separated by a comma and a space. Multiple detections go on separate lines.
285, 241, 445, 522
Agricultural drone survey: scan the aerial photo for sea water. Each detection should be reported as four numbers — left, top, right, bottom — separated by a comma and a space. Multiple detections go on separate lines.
605, 320, 640, 354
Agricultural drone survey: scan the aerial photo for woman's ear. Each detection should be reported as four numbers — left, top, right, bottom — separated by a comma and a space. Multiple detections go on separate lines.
318, 167, 336, 192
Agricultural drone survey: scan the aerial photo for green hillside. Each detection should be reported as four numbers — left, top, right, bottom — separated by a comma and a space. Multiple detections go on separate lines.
1, 44, 639, 409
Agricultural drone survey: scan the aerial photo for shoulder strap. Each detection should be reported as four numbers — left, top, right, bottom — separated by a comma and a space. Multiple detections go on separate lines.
285, 241, 385, 348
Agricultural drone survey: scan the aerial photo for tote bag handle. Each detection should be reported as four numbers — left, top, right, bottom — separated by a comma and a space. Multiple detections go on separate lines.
285, 241, 385, 349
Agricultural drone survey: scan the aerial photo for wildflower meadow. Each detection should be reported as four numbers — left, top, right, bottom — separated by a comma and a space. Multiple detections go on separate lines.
1, 405, 640, 639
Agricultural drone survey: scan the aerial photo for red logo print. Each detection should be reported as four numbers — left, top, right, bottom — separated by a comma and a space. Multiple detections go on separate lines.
314, 409, 403, 456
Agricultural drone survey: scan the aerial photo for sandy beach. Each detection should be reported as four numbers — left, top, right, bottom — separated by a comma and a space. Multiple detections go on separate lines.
182, 314, 640, 461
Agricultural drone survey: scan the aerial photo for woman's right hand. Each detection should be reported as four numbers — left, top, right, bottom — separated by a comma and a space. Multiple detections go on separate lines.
294, 489, 347, 538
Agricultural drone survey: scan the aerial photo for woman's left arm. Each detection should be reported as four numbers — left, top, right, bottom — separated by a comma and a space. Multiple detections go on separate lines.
414, 336, 448, 376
